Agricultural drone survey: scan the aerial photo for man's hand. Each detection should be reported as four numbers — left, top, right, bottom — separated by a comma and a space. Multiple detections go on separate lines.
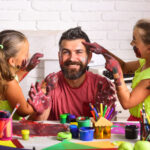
20, 53, 43, 72
82, 41, 107, 54
44, 72, 58, 92
28, 81, 50, 114
96, 78, 117, 107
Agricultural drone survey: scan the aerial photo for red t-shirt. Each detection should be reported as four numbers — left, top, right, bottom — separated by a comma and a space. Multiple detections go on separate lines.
48, 71, 112, 120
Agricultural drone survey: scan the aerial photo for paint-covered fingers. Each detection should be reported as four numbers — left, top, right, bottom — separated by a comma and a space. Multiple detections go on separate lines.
98, 78, 116, 95
28, 83, 37, 98
26, 53, 44, 72
82, 41, 107, 54
96, 79, 117, 105
28, 92, 50, 114
18, 59, 27, 70
105, 54, 123, 78
44, 72, 58, 92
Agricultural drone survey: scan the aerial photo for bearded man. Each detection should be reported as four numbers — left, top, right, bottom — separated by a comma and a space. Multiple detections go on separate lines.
29, 27, 116, 121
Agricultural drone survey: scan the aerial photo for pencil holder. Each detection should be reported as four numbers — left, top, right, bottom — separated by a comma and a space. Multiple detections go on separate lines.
140, 122, 150, 141
0, 118, 12, 140
94, 126, 111, 139
93, 117, 112, 139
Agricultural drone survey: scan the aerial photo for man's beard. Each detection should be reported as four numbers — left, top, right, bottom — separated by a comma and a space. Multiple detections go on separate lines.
60, 60, 88, 80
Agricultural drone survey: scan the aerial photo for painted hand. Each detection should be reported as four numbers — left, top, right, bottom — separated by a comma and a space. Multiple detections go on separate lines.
105, 54, 123, 77
20, 53, 43, 72
82, 41, 107, 54
96, 78, 117, 107
28, 81, 50, 114
105, 54, 123, 86
44, 72, 58, 91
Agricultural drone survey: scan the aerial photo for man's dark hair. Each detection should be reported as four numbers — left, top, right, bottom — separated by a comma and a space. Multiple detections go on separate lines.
59, 27, 90, 52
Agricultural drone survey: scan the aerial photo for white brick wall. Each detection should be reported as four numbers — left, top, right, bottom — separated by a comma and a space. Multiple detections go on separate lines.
0, 0, 150, 120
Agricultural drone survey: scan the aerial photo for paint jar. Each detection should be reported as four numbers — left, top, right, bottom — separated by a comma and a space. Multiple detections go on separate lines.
94, 126, 111, 139
79, 127, 94, 141
60, 114, 67, 124
68, 114, 76, 123
21, 129, 30, 140
64, 113, 70, 123
0, 118, 12, 140
70, 122, 78, 126
125, 125, 138, 139
77, 117, 91, 128
69, 125, 79, 139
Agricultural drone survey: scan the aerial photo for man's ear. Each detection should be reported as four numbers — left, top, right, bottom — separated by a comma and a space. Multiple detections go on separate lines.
87, 51, 92, 64
8, 57, 15, 67
58, 51, 60, 58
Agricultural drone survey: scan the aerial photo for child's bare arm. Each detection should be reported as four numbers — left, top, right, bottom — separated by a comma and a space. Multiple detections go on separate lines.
4, 80, 34, 117
117, 78, 150, 109
28, 107, 50, 121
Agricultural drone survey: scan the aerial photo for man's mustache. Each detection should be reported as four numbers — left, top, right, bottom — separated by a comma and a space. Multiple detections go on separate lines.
64, 61, 81, 66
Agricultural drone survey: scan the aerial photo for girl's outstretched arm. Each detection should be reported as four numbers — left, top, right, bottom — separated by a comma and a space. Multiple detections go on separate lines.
4, 79, 35, 117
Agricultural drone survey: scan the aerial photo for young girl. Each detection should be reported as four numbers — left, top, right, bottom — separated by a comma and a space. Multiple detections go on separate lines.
83, 19, 150, 121
0, 30, 49, 120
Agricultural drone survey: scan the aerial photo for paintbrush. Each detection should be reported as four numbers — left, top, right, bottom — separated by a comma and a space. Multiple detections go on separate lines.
9, 103, 20, 118
2, 103, 20, 131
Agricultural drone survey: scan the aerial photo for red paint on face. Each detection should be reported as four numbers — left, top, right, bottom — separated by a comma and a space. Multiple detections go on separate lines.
133, 46, 141, 58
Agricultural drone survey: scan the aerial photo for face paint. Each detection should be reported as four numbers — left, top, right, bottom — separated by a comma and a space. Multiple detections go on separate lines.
80, 57, 87, 63
133, 46, 141, 58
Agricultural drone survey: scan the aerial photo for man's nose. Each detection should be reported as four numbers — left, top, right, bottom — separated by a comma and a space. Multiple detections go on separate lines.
69, 52, 77, 61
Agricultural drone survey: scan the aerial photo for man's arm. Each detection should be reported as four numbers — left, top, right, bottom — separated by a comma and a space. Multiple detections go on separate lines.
28, 107, 50, 121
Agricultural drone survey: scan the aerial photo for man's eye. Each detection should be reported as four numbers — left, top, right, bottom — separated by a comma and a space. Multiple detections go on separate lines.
76, 51, 83, 54
63, 51, 69, 54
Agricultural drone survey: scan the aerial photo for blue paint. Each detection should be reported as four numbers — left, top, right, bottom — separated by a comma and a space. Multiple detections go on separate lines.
79, 127, 94, 141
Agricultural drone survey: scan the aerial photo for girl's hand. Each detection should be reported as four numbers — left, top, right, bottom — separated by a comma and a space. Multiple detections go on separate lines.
105, 54, 123, 86
105, 54, 123, 77
28, 81, 50, 114
82, 41, 107, 54
20, 53, 43, 71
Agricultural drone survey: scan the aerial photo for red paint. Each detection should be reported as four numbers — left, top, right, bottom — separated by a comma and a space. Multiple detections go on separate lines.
13, 120, 68, 136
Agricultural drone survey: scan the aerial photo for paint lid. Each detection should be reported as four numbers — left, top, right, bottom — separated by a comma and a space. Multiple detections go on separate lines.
21, 129, 30, 134
60, 114, 67, 118
57, 131, 72, 141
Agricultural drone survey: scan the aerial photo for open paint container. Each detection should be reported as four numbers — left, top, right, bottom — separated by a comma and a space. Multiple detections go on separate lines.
125, 125, 139, 139
79, 127, 94, 141
77, 116, 91, 128
0, 118, 12, 140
